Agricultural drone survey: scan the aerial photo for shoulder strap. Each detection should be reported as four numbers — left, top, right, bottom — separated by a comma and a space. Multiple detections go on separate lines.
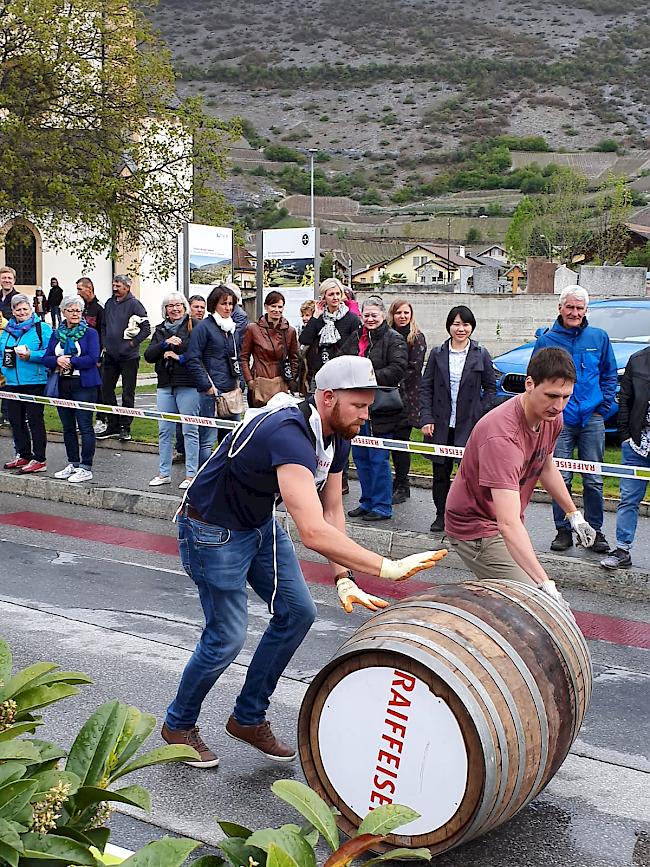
35, 320, 43, 349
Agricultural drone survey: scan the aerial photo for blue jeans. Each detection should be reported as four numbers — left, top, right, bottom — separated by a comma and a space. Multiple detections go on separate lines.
552, 414, 605, 531
198, 392, 217, 466
56, 384, 96, 469
351, 421, 393, 517
615, 440, 650, 551
165, 515, 317, 729
157, 387, 200, 478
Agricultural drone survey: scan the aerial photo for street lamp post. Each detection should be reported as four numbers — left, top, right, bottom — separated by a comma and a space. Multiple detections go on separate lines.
308, 148, 318, 227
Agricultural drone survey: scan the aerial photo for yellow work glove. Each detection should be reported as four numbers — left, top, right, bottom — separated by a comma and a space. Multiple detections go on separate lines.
379, 549, 448, 582
335, 574, 389, 614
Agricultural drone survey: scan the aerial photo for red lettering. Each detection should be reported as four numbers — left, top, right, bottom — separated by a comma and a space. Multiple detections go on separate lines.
386, 707, 408, 721
375, 764, 397, 779
388, 689, 411, 708
381, 733, 404, 753
373, 774, 396, 794
393, 671, 416, 692
369, 790, 393, 806
377, 749, 400, 769
385, 718, 407, 738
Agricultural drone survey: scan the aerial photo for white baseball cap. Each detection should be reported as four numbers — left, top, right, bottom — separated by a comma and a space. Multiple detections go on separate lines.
315, 356, 378, 391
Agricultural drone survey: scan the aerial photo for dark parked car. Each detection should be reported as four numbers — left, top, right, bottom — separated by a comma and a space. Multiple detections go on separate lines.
492, 299, 650, 431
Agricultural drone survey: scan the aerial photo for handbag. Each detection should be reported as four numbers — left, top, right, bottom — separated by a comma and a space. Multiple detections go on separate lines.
43, 370, 60, 398
371, 386, 403, 414
215, 386, 245, 418
248, 375, 288, 408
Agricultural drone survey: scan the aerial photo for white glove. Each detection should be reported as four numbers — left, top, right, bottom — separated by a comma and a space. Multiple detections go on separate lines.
336, 576, 388, 614
379, 549, 448, 582
566, 510, 596, 548
539, 579, 573, 617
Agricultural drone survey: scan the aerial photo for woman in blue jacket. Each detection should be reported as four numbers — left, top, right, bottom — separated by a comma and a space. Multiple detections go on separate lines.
42, 295, 101, 483
187, 284, 243, 465
0, 294, 52, 473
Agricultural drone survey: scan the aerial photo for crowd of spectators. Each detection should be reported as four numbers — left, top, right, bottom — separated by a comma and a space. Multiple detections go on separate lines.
0, 271, 639, 568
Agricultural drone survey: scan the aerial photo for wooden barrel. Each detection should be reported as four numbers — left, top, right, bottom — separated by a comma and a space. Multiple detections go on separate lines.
298, 579, 592, 856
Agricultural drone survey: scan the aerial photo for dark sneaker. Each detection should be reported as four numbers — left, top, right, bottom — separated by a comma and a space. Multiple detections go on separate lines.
430, 516, 445, 533
392, 485, 410, 505
225, 715, 296, 763
550, 528, 573, 551
160, 723, 219, 768
600, 547, 632, 570
172, 452, 185, 464
96, 429, 119, 440
363, 511, 391, 521
347, 506, 368, 518
118, 428, 132, 441
590, 531, 610, 554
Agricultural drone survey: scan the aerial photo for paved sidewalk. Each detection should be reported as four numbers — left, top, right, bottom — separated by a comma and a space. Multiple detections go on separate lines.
0, 433, 647, 602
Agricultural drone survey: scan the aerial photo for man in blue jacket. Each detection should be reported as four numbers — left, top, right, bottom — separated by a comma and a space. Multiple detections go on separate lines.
532, 285, 616, 553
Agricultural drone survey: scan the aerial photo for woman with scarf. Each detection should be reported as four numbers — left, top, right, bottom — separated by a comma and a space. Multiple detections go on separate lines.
0, 294, 52, 473
187, 284, 243, 465
387, 299, 427, 505
298, 278, 360, 380
42, 295, 101, 482
348, 295, 408, 521
145, 292, 200, 490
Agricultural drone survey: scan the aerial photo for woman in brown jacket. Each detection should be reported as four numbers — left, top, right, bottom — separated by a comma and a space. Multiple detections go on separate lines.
240, 290, 300, 406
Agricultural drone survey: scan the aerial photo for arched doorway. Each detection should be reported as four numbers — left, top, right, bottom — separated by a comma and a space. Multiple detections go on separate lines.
5, 224, 37, 286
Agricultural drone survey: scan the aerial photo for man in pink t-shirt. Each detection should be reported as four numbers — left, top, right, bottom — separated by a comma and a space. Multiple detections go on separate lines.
445, 348, 596, 607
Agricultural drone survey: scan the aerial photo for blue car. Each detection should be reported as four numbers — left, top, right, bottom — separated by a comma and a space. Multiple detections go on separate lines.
492, 299, 650, 431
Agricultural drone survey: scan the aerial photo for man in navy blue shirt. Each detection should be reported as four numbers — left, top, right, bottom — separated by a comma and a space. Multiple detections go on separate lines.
162, 356, 445, 768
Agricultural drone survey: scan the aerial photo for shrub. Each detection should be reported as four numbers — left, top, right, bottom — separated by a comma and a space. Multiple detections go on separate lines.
263, 144, 306, 163
593, 138, 620, 152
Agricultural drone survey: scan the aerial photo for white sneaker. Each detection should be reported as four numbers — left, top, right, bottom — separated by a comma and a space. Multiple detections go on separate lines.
179, 478, 193, 489
94, 420, 107, 435
149, 476, 171, 486
54, 464, 76, 479
68, 467, 93, 483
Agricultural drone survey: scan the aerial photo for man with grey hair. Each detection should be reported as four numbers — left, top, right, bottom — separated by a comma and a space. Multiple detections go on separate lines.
532, 285, 617, 553
97, 274, 150, 441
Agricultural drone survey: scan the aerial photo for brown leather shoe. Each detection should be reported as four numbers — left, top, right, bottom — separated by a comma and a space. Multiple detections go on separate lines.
160, 723, 219, 768
225, 715, 296, 762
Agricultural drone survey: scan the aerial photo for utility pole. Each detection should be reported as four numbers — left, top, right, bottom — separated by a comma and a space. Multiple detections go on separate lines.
308, 149, 318, 227
447, 215, 451, 283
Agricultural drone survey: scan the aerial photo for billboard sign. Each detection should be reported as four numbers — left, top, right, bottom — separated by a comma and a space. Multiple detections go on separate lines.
179, 223, 233, 298
258, 228, 318, 327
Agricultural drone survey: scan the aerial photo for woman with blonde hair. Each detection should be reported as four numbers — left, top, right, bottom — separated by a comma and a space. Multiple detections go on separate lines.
298, 277, 359, 374
387, 299, 427, 504
144, 292, 200, 489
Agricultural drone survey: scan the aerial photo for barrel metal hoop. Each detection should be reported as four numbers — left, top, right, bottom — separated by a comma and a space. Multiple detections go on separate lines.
385, 600, 550, 800
473, 584, 586, 741
362, 632, 505, 843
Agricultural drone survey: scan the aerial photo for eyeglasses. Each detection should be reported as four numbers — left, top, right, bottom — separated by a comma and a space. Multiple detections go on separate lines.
166, 303, 184, 309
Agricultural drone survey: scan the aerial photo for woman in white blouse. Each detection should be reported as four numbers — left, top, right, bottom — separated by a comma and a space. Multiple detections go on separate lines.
419, 305, 496, 534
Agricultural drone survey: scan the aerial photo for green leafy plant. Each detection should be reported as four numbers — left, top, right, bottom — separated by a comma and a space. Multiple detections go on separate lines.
0, 637, 199, 866
213, 780, 432, 867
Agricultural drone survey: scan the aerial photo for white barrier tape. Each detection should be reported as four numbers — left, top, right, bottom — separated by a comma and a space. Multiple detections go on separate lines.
0, 389, 645, 482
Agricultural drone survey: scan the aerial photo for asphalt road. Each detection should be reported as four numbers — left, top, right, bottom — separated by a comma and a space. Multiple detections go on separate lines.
0, 493, 648, 866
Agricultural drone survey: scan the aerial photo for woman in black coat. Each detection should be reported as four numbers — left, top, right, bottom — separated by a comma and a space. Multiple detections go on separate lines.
419, 305, 496, 533
348, 296, 408, 522
388, 299, 427, 504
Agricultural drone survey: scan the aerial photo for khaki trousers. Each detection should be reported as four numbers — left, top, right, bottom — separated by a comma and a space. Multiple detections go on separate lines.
447, 534, 537, 587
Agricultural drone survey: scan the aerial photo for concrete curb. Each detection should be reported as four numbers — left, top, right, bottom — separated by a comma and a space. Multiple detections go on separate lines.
1, 471, 647, 602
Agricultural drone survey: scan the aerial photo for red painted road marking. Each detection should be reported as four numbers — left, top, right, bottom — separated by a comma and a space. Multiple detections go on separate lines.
1, 511, 649, 650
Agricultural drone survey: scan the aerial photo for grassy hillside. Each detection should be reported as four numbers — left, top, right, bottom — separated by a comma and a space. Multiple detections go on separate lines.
148, 0, 650, 233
